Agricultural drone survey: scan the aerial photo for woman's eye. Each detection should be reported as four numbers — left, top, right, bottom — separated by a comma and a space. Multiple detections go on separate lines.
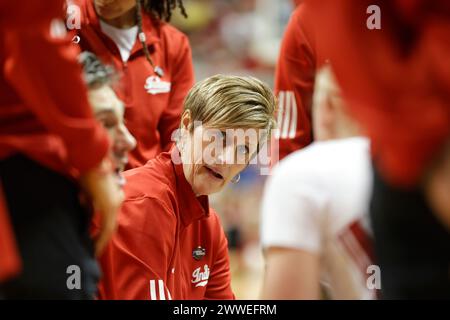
218, 132, 226, 141
215, 131, 227, 146
237, 145, 249, 155
208, 131, 223, 140
96, 110, 119, 130
100, 117, 118, 130
104, 119, 117, 129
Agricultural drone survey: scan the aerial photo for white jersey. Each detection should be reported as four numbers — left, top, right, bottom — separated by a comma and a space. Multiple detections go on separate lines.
261, 137, 376, 299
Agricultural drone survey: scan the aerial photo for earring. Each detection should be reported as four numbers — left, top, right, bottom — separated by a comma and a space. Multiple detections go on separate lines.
231, 174, 240, 184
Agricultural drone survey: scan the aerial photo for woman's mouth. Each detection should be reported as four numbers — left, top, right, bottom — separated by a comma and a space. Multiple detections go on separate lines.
205, 166, 224, 180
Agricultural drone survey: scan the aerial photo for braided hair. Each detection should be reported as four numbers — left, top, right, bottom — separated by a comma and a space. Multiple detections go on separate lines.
135, 0, 187, 77
141, 0, 187, 22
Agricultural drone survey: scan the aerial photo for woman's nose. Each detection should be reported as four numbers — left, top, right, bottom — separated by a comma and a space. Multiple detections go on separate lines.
118, 124, 136, 152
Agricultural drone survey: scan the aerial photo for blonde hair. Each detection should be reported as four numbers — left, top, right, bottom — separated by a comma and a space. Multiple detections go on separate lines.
182, 75, 277, 135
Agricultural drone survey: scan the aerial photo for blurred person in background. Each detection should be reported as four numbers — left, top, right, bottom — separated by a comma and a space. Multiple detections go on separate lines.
74, 0, 195, 169
79, 51, 137, 189
261, 66, 377, 299
309, 0, 450, 298
272, 1, 325, 163
97, 75, 276, 299
0, 0, 122, 299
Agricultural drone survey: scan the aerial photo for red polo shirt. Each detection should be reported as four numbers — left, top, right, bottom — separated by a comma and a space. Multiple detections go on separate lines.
97, 149, 235, 300
273, 3, 325, 162
75, 0, 195, 168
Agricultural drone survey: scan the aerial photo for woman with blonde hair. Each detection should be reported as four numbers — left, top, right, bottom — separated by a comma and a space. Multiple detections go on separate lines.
97, 74, 276, 300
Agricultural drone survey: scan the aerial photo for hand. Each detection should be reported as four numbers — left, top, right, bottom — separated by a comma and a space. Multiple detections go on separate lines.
424, 141, 450, 231
80, 158, 124, 255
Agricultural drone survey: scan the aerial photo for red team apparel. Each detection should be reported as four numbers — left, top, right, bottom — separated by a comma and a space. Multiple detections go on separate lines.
308, 0, 450, 187
274, 3, 323, 161
0, 1, 109, 176
98, 149, 235, 300
0, 0, 109, 281
76, 0, 195, 168
0, 185, 20, 281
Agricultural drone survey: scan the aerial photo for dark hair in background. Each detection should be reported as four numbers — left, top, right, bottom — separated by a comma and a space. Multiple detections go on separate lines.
135, 0, 187, 77
141, 0, 187, 22
78, 51, 116, 88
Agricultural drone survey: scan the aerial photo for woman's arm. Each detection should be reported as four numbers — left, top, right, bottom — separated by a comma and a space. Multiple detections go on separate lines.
261, 246, 320, 299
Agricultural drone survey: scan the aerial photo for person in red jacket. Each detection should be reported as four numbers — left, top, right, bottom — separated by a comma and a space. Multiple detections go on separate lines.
97, 75, 277, 299
74, 0, 195, 169
0, 1, 123, 299
308, 0, 450, 298
273, 1, 325, 162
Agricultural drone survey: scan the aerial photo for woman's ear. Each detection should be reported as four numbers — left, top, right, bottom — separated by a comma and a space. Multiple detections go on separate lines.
181, 110, 192, 131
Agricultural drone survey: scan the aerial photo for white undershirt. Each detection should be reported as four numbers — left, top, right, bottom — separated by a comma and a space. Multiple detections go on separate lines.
99, 20, 138, 62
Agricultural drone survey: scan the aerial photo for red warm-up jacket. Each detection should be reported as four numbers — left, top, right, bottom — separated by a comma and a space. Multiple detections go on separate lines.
97, 148, 235, 300
308, 0, 450, 187
0, 0, 109, 281
75, 0, 195, 168
274, 3, 316, 161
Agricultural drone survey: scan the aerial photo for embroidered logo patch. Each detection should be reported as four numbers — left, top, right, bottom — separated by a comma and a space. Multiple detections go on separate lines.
191, 265, 210, 287
192, 246, 206, 261
144, 75, 171, 95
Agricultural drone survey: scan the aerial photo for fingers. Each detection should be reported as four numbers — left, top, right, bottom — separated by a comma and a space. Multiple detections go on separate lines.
94, 187, 124, 256
424, 142, 450, 231
425, 166, 450, 231
95, 212, 117, 256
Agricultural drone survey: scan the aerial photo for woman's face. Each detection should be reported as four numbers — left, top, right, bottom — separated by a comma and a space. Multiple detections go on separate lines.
179, 112, 260, 196
94, 0, 137, 20
88, 85, 136, 186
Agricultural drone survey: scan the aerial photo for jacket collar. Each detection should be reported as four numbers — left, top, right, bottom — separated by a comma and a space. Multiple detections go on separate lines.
170, 147, 210, 227
83, 0, 160, 56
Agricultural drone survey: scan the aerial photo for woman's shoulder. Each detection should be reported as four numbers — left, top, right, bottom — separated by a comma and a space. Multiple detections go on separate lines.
156, 21, 191, 50
122, 154, 176, 201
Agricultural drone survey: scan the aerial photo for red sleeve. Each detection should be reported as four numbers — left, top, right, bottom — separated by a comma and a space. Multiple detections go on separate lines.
0, 0, 62, 29
2, 8, 109, 174
0, 185, 21, 282
273, 4, 316, 162
204, 213, 235, 300
307, 0, 450, 186
98, 197, 173, 300
158, 33, 194, 152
